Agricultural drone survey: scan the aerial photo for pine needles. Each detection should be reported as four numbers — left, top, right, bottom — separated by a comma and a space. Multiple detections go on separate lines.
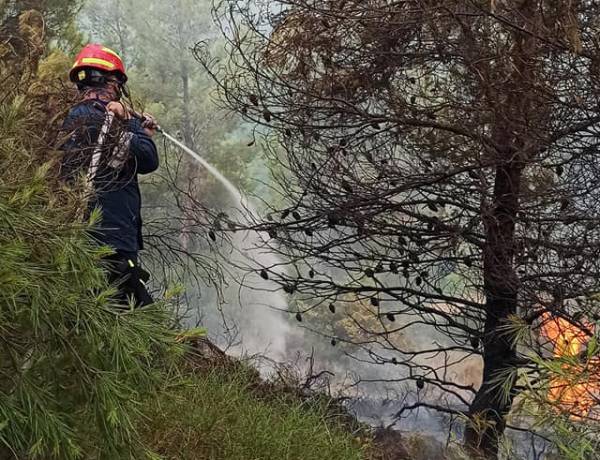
0, 25, 180, 460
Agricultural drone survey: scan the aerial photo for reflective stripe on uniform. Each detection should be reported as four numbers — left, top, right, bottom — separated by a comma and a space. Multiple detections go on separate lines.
86, 112, 115, 186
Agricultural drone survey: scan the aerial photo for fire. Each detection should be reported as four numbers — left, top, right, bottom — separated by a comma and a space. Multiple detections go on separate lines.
540, 313, 599, 419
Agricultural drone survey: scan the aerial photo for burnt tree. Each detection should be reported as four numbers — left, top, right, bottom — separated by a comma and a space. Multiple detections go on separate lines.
201, 1, 600, 458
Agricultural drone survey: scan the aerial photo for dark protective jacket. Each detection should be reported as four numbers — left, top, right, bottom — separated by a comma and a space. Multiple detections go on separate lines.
60, 99, 159, 255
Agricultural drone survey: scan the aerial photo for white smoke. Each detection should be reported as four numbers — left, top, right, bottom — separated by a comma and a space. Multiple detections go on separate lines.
160, 130, 301, 361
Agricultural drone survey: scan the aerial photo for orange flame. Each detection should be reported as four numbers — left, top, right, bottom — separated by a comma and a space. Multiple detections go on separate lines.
540, 313, 598, 419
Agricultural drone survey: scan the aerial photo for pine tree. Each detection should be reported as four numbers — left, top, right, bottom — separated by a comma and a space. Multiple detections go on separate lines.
207, 1, 600, 457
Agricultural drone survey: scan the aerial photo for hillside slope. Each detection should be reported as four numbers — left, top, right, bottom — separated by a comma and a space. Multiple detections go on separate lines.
140, 346, 365, 460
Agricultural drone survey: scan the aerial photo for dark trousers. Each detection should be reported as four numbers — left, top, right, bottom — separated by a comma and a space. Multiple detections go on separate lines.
104, 252, 154, 308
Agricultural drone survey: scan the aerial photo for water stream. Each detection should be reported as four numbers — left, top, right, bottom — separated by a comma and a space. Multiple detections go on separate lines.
161, 131, 245, 205
160, 129, 296, 361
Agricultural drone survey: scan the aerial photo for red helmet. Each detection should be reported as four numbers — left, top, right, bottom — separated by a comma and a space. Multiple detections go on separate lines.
70, 44, 127, 85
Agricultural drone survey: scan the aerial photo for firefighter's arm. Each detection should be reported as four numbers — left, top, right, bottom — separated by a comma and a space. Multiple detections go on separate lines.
127, 118, 159, 174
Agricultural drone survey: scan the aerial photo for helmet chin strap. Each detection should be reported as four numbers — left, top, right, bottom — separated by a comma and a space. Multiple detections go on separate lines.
121, 83, 130, 100
113, 85, 123, 101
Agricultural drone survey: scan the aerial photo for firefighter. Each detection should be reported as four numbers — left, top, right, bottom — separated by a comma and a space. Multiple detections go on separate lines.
60, 44, 158, 307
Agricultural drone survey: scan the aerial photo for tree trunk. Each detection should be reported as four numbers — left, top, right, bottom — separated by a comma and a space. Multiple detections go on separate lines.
465, 159, 522, 459
464, 2, 539, 455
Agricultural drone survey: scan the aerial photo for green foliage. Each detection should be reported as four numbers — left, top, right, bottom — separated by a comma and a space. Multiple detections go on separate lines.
0, 25, 181, 459
140, 367, 366, 460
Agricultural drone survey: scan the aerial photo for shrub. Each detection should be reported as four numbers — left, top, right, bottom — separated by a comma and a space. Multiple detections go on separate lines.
0, 24, 180, 459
